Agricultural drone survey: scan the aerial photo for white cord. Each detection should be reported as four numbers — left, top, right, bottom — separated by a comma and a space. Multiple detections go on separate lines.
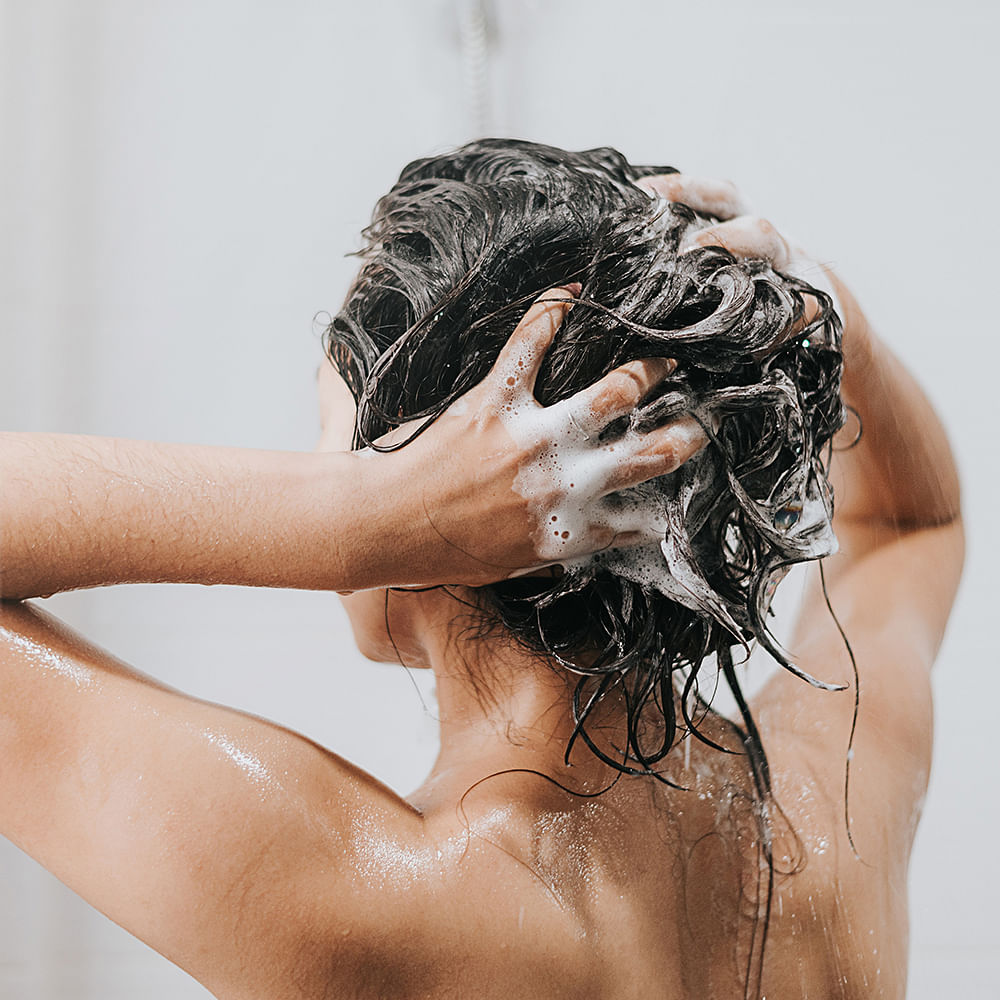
457, 0, 493, 138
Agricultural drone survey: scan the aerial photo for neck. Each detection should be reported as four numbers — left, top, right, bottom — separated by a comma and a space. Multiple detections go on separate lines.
396, 589, 742, 808
409, 589, 629, 795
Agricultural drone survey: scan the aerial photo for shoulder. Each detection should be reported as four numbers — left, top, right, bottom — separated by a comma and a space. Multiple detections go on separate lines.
293, 789, 606, 1000
0, 599, 429, 999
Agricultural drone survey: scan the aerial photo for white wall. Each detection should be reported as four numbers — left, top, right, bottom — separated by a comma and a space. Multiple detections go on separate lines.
1, 1, 996, 996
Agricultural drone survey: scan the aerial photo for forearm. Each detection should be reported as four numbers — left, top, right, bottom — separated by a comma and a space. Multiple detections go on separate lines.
1, 292, 713, 598
829, 274, 961, 531
0, 433, 397, 598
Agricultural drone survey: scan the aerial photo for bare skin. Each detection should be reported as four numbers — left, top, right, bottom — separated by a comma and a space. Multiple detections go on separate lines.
0, 183, 962, 999
0, 288, 701, 599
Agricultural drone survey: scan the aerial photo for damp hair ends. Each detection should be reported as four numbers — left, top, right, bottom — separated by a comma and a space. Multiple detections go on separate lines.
326, 139, 846, 996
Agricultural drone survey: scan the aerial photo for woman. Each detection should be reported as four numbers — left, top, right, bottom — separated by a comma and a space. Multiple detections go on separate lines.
0, 141, 962, 999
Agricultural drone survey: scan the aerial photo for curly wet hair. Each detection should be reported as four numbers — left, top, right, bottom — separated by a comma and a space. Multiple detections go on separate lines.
325, 139, 845, 792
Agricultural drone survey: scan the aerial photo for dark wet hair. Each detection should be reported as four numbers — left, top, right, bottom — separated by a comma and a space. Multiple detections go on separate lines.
328, 133, 843, 741
326, 137, 844, 998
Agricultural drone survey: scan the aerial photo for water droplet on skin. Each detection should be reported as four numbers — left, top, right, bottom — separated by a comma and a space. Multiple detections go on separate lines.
0, 628, 95, 689
506, 376, 516, 386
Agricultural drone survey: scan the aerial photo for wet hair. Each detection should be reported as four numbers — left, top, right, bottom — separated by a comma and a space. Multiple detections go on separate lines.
326, 141, 845, 990
327, 137, 844, 762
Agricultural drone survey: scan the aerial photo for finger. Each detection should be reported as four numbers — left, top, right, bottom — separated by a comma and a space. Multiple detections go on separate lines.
687, 222, 840, 334
506, 562, 565, 580
636, 174, 748, 220
683, 216, 791, 269
600, 416, 708, 494
491, 284, 581, 395
596, 517, 663, 550
562, 358, 677, 437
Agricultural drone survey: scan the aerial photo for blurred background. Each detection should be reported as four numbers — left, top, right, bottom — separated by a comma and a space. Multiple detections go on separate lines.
1, 0, 996, 996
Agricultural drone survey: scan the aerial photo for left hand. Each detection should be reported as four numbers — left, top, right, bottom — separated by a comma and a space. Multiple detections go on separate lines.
319, 287, 709, 589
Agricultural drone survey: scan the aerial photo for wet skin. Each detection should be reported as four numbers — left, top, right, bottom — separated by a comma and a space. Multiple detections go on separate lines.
0, 183, 963, 998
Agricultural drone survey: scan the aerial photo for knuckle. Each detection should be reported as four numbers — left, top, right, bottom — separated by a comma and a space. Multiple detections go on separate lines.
692, 226, 721, 248
635, 357, 675, 381
661, 176, 685, 200
653, 436, 683, 471
536, 287, 572, 311
754, 216, 776, 236
662, 449, 682, 473
620, 358, 653, 380
588, 524, 616, 551
593, 378, 640, 414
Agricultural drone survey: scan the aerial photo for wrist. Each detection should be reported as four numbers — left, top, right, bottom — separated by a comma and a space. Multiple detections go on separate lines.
309, 447, 431, 592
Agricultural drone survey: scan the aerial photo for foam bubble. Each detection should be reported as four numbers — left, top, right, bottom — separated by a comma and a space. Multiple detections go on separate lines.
496, 337, 699, 604
495, 247, 840, 627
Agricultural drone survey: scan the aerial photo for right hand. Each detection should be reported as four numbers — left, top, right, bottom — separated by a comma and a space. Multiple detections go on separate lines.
636, 173, 841, 326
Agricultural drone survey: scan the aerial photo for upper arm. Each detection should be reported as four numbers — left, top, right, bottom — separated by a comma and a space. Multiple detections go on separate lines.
0, 600, 417, 997
752, 517, 964, 860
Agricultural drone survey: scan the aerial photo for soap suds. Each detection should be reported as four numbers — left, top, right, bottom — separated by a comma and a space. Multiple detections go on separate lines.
497, 312, 838, 633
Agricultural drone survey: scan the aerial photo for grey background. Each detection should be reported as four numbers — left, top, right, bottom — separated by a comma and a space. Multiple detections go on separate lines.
1, 0, 996, 996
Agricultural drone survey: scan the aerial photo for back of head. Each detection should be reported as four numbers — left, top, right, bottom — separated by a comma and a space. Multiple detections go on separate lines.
327, 139, 844, 776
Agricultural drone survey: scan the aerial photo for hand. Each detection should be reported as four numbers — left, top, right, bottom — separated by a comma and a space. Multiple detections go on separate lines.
639, 174, 882, 387
636, 173, 838, 314
637, 174, 959, 534
357, 287, 708, 587
636, 174, 750, 222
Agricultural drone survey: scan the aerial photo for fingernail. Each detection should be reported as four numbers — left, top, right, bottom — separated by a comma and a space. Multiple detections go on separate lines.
647, 357, 677, 377
564, 282, 582, 296
507, 562, 564, 580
